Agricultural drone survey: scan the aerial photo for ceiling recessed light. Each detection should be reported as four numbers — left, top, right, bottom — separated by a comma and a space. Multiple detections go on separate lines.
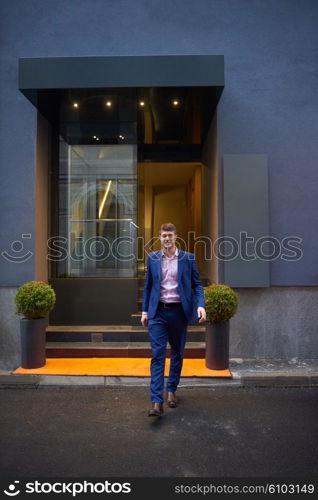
106, 101, 112, 107
73, 103, 79, 108
173, 100, 179, 106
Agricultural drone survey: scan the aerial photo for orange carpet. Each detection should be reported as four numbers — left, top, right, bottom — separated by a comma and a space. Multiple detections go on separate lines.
12, 358, 231, 377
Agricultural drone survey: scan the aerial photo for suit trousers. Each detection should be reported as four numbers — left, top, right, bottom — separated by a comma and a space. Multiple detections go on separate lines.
148, 303, 188, 403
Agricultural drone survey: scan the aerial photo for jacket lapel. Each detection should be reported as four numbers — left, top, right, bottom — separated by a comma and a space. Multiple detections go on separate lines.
177, 250, 185, 283
155, 250, 162, 282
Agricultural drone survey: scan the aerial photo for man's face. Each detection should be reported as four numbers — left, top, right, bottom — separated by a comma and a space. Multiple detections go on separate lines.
160, 231, 177, 249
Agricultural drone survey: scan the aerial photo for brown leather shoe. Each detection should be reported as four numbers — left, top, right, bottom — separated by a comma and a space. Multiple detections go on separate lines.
167, 391, 178, 408
148, 402, 164, 417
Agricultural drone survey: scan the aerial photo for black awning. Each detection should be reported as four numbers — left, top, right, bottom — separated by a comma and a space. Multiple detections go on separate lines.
18, 55, 224, 150
19, 55, 224, 90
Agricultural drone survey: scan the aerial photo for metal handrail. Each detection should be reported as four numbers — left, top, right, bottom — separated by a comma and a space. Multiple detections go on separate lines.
70, 218, 133, 222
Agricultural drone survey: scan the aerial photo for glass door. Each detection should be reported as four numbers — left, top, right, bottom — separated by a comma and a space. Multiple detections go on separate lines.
58, 141, 137, 277
56, 88, 138, 279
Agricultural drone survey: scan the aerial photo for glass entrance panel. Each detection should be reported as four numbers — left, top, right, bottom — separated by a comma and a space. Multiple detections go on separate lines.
58, 142, 137, 277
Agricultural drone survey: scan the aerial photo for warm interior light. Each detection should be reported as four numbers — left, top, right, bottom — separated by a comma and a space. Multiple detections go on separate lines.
139, 101, 145, 106
73, 103, 79, 108
106, 101, 112, 107
98, 180, 112, 218
173, 100, 179, 106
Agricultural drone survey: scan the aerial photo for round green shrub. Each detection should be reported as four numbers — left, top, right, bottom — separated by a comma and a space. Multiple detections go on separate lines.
15, 281, 56, 319
204, 284, 239, 323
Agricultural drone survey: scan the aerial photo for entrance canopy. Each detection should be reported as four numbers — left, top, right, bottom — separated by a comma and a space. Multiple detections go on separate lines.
18, 56, 224, 133
19, 55, 225, 157
19, 54, 224, 90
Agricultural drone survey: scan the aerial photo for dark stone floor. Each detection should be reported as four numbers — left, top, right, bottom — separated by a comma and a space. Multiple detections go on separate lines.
0, 386, 317, 478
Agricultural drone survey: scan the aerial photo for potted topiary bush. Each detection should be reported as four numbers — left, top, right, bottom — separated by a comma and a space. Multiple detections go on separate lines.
204, 284, 239, 370
15, 281, 56, 368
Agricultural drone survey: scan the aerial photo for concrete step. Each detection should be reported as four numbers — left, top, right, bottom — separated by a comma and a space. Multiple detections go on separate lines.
46, 325, 206, 343
46, 341, 206, 358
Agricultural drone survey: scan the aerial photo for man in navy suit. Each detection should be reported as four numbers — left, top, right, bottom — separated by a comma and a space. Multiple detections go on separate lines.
141, 222, 206, 416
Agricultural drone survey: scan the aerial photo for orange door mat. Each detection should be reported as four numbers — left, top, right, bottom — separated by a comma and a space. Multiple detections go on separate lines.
12, 358, 231, 378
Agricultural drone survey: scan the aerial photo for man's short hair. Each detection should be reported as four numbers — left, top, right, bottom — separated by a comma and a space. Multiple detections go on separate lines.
160, 222, 177, 234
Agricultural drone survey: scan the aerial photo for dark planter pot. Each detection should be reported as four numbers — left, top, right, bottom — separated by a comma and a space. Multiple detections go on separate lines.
20, 317, 47, 368
205, 321, 229, 370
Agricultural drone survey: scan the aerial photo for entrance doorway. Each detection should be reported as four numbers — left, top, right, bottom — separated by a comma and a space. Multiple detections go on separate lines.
48, 85, 217, 325
138, 162, 202, 271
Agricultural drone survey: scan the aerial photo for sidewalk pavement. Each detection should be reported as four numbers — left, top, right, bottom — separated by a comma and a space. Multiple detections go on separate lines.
0, 358, 317, 388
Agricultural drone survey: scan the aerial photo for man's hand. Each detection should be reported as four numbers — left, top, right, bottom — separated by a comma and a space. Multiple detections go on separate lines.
197, 307, 206, 323
141, 312, 148, 327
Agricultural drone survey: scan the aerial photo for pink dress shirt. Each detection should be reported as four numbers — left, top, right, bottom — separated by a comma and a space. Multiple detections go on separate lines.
159, 247, 181, 303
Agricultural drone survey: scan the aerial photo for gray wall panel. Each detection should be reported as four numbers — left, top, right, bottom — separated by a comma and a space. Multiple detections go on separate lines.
223, 154, 270, 287
230, 287, 318, 359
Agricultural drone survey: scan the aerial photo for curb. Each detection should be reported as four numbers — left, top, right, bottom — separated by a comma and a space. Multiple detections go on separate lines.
240, 374, 318, 387
0, 373, 317, 388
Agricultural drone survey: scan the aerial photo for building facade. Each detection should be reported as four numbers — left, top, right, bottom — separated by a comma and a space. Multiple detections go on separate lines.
1, 0, 318, 370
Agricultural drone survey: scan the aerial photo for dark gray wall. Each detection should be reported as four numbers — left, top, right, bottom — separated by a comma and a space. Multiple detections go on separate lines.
1, 0, 318, 287
49, 279, 138, 325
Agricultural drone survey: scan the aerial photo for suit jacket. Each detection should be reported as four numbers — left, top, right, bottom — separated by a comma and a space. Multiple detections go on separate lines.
142, 250, 205, 322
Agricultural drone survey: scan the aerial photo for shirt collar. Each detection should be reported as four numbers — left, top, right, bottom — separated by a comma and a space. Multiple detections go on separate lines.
161, 247, 179, 258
